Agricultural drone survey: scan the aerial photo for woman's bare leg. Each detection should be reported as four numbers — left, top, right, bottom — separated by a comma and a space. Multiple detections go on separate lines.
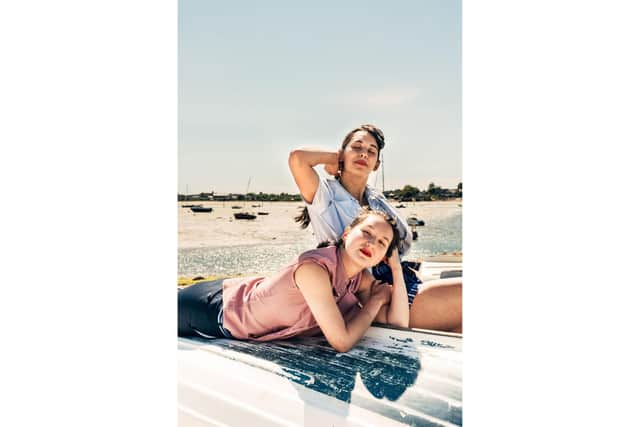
409, 278, 462, 332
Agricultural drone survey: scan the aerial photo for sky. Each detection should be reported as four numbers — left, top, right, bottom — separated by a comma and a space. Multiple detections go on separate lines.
179, 0, 461, 195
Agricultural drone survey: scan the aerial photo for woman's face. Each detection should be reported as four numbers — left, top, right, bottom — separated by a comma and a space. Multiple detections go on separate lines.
343, 215, 393, 268
342, 131, 380, 177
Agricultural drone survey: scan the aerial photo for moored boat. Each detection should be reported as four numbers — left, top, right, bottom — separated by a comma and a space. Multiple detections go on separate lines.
190, 206, 213, 213
178, 264, 463, 427
407, 216, 426, 226
419, 254, 463, 281
233, 212, 257, 220
178, 322, 462, 427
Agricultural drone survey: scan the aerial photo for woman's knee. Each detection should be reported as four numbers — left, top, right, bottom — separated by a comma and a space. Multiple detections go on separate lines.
416, 280, 461, 303
409, 281, 462, 330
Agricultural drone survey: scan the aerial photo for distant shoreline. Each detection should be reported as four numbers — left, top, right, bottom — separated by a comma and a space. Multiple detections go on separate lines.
179, 183, 462, 203
178, 196, 463, 203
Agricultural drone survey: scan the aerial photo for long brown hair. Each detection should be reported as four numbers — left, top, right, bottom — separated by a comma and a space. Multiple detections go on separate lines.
316, 208, 399, 258
295, 124, 386, 229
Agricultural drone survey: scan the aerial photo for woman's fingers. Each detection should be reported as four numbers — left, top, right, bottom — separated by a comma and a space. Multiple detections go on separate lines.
371, 281, 392, 303
324, 149, 343, 176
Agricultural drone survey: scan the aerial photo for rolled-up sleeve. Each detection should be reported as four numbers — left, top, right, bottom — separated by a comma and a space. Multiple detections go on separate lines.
307, 175, 332, 215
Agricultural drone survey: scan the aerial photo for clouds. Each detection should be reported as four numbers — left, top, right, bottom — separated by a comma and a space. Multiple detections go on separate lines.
178, 2, 461, 194
327, 86, 422, 110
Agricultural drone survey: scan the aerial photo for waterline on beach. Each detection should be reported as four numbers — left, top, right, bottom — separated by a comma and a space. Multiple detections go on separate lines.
178, 212, 461, 278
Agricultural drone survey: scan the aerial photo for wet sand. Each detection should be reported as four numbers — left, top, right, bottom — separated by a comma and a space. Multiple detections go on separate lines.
178, 200, 462, 249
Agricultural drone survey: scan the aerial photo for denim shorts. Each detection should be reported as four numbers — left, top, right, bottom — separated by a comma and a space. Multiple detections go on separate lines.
372, 261, 422, 307
177, 279, 233, 339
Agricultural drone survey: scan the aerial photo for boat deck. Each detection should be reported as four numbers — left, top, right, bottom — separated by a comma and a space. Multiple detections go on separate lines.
179, 326, 461, 426
178, 260, 463, 426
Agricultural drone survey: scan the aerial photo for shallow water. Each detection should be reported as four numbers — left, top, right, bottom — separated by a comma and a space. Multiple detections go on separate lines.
178, 202, 461, 278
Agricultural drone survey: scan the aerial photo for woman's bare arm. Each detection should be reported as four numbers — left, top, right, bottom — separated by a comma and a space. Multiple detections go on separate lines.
294, 262, 390, 352
384, 249, 410, 327
356, 250, 409, 328
288, 148, 340, 203
356, 271, 389, 323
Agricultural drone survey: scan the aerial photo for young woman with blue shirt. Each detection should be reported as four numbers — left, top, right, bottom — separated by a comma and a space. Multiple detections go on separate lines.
288, 124, 462, 332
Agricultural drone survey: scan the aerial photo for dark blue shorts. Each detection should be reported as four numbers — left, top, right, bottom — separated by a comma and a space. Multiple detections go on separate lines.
372, 261, 422, 307
177, 279, 233, 339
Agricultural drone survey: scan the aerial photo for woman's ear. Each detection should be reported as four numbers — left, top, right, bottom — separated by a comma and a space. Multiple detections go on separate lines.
342, 226, 352, 240
373, 159, 381, 171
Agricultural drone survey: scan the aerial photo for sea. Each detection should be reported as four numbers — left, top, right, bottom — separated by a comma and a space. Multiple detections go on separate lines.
178, 201, 461, 278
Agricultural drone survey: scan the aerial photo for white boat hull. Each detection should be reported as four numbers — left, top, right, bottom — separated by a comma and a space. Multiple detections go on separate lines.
178, 326, 462, 426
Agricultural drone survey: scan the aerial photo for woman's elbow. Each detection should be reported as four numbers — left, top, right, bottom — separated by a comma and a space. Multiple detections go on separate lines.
388, 316, 409, 329
332, 342, 352, 353
328, 336, 353, 353
288, 149, 302, 169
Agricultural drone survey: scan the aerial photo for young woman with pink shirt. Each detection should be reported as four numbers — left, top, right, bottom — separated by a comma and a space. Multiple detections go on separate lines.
178, 209, 409, 353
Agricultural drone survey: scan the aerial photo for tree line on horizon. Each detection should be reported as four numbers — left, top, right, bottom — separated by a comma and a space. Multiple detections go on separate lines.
178, 182, 462, 202
385, 182, 462, 202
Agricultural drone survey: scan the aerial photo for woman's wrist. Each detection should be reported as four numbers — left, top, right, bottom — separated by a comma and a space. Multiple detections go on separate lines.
327, 152, 339, 165
363, 300, 381, 319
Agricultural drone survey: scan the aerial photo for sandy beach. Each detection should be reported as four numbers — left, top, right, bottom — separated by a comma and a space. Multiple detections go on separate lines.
178, 200, 462, 249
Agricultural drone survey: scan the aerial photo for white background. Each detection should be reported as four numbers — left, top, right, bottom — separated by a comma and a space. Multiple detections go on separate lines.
2, 1, 639, 426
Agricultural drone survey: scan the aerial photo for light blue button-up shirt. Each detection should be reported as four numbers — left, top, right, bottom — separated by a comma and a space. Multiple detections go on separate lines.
306, 176, 412, 257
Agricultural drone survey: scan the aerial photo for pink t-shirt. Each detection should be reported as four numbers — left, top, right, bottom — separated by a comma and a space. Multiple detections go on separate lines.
222, 246, 363, 341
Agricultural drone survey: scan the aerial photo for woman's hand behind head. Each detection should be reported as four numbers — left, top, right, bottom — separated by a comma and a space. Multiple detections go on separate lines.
385, 248, 402, 272
324, 148, 343, 177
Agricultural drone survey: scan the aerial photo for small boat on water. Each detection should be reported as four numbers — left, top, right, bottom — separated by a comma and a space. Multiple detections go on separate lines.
407, 216, 426, 226
182, 204, 203, 208
231, 206, 242, 209
395, 204, 406, 208
233, 212, 257, 220
257, 212, 269, 215
190, 206, 213, 213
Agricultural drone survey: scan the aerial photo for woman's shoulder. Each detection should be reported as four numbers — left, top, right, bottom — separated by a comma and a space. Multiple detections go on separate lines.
324, 175, 359, 194
322, 176, 345, 194
310, 176, 357, 212
365, 185, 394, 209
308, 175, 339, 206
297, 245, 339, 267
294, 246, 340, 282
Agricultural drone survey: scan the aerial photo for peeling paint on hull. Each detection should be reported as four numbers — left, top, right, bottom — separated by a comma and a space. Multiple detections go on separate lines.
179, 326, 462, 426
